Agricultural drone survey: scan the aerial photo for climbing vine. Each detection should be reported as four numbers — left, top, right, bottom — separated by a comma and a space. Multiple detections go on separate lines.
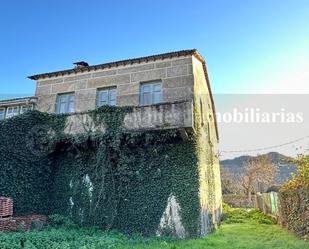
0, 106, 202, 237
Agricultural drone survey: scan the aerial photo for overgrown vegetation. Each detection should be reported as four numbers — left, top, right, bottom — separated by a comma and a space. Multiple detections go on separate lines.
0, 107, 202, 237
0, 219, 307, 249
281, 155, 309, 190
279, 155, 309, 238
221, 203, 276, 224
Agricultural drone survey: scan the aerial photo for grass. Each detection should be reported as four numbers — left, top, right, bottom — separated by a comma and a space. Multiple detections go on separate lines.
118, 221, 308, 249
0, 221, 307, 249
0, 209, 308, 249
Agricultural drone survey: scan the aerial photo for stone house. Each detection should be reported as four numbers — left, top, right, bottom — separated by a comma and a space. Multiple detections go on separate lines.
2, 49, 222, 237
0, 97, 36, 120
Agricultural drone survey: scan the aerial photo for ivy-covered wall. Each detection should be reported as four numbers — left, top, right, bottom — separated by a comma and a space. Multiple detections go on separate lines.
0, 111, 66, 215
0, 105, 221, 238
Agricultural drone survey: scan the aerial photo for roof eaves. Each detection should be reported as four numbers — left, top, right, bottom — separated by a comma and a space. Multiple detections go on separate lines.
0, 96, 37, 104
28, 49, 198, 80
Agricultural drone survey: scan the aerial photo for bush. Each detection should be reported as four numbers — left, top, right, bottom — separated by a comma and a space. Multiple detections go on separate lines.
279, 188, 309, 238
16, 222, 26, 233
279, 155, 309, 238
222, 203, 276, 224
30, 219, 46, 231
48, 214, 76, 228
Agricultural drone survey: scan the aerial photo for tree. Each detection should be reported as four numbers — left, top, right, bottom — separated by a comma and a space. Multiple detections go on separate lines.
241, 154, 277, 203
282, 154, 309, 190
221, 168, 240, 195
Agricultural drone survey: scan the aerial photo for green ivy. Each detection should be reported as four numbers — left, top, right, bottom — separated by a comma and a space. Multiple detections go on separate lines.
0, 106, 201, 237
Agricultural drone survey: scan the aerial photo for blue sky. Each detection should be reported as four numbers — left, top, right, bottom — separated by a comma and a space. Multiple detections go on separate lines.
0, 0, 308, 98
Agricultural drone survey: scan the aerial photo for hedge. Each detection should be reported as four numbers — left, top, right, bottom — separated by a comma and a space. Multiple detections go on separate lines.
279, 188, 309, 238
279, 155, 309, 238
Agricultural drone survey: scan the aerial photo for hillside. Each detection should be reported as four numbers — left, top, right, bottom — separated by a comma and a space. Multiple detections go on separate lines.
220, 152, 297, 185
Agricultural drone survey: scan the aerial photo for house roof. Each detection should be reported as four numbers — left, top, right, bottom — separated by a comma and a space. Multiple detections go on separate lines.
28, 49, 219, 140
0, 96, 36, 103
28, 49, 202, 80
0, 96, 37, 107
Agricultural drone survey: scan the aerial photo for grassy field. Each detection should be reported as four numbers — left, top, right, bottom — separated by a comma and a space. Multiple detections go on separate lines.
0, 221, 308, 249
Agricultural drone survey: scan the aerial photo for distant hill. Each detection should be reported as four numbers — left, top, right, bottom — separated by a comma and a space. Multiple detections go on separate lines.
220, 152, 297, 185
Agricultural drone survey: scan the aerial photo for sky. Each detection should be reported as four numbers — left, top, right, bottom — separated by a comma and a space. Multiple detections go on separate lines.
0, 0, 309, 158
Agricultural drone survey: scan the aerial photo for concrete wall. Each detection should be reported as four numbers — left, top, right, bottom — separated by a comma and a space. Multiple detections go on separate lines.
35, 56, 194, 113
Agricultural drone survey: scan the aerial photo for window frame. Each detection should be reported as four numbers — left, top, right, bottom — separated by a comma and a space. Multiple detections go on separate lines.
56, 93, 75, 114
0, 108, 5, 120
140, 81, 162, 106
6, 106, 20, 118
96, 87, 117, 107
20, 105, 33, 114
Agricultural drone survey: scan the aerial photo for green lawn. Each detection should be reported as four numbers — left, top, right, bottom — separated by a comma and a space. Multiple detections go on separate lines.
0, 221, 308, 249
141, 222, 309, 249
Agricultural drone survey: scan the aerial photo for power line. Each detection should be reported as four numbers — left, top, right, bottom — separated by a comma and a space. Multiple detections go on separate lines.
220, 135, 309, 154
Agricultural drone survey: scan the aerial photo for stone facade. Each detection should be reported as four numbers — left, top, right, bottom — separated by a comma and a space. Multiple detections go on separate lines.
34, 56, 194, 113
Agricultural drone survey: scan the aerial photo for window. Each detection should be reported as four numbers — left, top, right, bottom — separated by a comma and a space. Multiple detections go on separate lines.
20, 105, 33, 114
6, 106, 19, 118
0, 109, 5, 120
140, 82, 162, 105
56, 93, 75, 114
97, 88, 117, 107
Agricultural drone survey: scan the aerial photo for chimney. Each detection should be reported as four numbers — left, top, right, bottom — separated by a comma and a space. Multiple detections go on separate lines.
73, 61, 89, 68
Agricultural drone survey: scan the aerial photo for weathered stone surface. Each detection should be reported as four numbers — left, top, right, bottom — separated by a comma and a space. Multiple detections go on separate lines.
123, 101, 193, 131
163, 75, 194, 89
117, 63, 154, 74
64, 113, 105, 134
187, 64, 193, 75
171, 57, 192, 66
163, 87, 194, 102
52, 82, 75, 94
75, 89, 97, 112
87, 74, 130, 88
92, 69, 117, 78
118, 83, 140, 95
38, 78, 64, 86
155, 61, 171, 68
131, 68, 166, 82
117, 94, 139, 106
75, 80, 87, 90
36, 85, 52, 96
64, 100, 193, 135
167, 65, 188, 78
64, 73, 91, 82
157, 194, 186, 238
36, 95, 57, 112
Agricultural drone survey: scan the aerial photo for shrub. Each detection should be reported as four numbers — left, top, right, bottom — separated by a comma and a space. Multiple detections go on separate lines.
222, 203, 276, 224
279, 155, 309, 238
281, 155, 309, 191
30, 219, 46, 231
48, 214, 76, 228
16, 222, 26, 233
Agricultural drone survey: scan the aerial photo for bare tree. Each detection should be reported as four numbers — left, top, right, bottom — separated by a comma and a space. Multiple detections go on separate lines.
221, 168, 241, 195
241, 154, 278, 203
